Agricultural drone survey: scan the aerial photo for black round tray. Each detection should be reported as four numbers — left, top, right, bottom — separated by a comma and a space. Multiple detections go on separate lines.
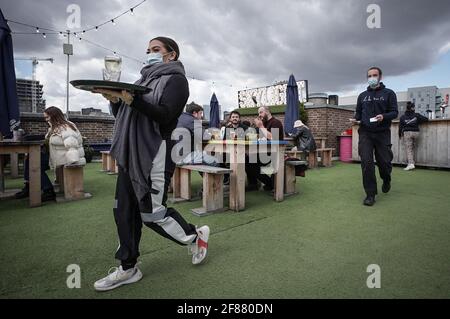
70, 80, 151, 94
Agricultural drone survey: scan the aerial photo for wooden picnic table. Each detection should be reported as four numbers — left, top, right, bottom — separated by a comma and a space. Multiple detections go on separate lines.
205, 139, 287, 212
0, 140, 43, 207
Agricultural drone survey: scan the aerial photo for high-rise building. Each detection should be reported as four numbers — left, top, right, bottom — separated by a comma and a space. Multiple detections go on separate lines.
16, 78, 46, 113
202, 104, 211, 120
339, 86, 449, 118
407, 86, 442, 116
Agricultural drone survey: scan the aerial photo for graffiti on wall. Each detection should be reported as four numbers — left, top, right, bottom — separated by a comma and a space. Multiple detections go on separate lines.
238, 80, 308, 108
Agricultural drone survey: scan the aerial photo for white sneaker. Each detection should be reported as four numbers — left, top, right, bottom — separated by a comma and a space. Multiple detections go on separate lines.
189, 225, 210, 265
404, 164, 415, 171
94, 265, 143, 291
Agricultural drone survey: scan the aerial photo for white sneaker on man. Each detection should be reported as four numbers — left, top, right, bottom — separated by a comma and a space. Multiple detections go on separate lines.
94, 265, 143, 291
404, 164, 415, 171
189, 225, 210, 265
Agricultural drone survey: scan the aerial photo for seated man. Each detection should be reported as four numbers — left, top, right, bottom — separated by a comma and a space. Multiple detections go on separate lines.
246, 106, 284, 191
175, 102, 219, 166
222, 111, 249, 140
220, 111, 249, 185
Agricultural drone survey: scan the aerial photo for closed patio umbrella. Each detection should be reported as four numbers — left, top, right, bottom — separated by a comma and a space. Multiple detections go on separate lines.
284, 74, 299, 136
209, 93, 220, 129
0, 9, 20, 139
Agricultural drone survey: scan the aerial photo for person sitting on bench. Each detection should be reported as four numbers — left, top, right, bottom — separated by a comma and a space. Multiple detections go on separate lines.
290, 120, 316, 160
176, 102, 219, 167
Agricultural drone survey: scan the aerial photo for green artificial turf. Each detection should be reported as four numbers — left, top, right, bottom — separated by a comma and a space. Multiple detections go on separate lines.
0, 162, 449, 298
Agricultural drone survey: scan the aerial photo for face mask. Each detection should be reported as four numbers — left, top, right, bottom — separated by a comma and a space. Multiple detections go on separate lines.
368, 77, 379, 88
146, 52, 163, 65
146, 51, 173, 65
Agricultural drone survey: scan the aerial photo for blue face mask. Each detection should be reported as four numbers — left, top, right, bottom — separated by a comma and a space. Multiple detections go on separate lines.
368, 77, 379, 88
146, 52, 163, 65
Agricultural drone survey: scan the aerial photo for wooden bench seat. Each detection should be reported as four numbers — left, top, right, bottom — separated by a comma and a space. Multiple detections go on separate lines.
100, 151, 109, 172
172, 164, 232, 216
284, 160, 307, 195
100, 151, 118, 174
285, 150, 318, 168
62, 164, 90, 201
316, 148, 335, 167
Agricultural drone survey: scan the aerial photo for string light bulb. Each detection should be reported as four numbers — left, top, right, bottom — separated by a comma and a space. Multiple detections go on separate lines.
42, 33, 46, 38
36, 27, 39, 33
130, 8, 134, 15
95, 26, 99, 31
111, 19, 116, 26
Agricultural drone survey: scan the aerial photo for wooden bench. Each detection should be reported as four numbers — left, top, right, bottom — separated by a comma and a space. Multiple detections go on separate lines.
317, 148, 335, 167
100, 151, 118, 174
286, 150, 318, 168
100, 151, 109, 172
171, 165, 193, 202
172, 164, 232, 216
61, 164, 91, 201
284, 160, 307, 195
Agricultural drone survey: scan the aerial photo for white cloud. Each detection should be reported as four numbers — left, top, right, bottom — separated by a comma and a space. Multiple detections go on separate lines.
5, 0, 450, 114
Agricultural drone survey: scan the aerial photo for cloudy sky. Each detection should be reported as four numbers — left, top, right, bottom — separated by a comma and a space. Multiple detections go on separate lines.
2, 0, 450, 114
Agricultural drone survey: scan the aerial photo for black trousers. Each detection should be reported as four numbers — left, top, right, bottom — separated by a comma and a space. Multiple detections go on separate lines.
358, 129, 393, 196
23, 151, 53, 192
113, 140, 198, 266
245, 154, 273, 188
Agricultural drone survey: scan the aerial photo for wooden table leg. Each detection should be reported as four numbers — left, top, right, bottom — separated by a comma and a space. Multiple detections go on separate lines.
229, 144, 245, 212
274, 145, 285, 202
173, 166, 181, 198
0, 155, 4, 192
28, 146, 41, 207
10, 153, 19, 178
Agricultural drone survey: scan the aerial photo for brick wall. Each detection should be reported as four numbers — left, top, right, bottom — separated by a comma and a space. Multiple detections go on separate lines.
20, 113, 115, 143
239, 106, 354, 156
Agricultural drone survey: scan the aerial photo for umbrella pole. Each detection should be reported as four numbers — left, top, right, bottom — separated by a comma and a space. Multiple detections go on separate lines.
65, 31, 71, 120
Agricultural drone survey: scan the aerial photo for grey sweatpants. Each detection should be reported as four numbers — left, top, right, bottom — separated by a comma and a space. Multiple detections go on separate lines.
403, 131, 420, 165
113, 140, 198, 265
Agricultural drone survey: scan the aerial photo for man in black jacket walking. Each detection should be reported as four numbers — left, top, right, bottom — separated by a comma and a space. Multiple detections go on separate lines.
352, 67, 398, 206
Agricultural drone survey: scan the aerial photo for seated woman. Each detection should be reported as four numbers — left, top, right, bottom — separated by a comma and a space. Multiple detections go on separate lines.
291, 120, 316, 159
44, 106, 86, 171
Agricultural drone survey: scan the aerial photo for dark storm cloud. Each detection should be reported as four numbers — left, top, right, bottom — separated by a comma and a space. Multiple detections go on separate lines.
2, 0, 450, 108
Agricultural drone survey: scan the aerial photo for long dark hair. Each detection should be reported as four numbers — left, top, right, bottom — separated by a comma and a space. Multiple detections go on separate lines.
151, 36, 180, 61
44, 106, 77, 134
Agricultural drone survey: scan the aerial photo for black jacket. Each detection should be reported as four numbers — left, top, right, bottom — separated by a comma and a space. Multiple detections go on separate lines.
292, 126, 316, 152
355, 82, 398, 132
223, 122, 249, 140
176, 112, 204, 151
399, 110, 428, 137
112, 74, 189, 140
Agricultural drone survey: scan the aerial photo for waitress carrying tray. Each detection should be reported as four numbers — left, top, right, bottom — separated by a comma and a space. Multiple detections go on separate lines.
70, 80, 151, 95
